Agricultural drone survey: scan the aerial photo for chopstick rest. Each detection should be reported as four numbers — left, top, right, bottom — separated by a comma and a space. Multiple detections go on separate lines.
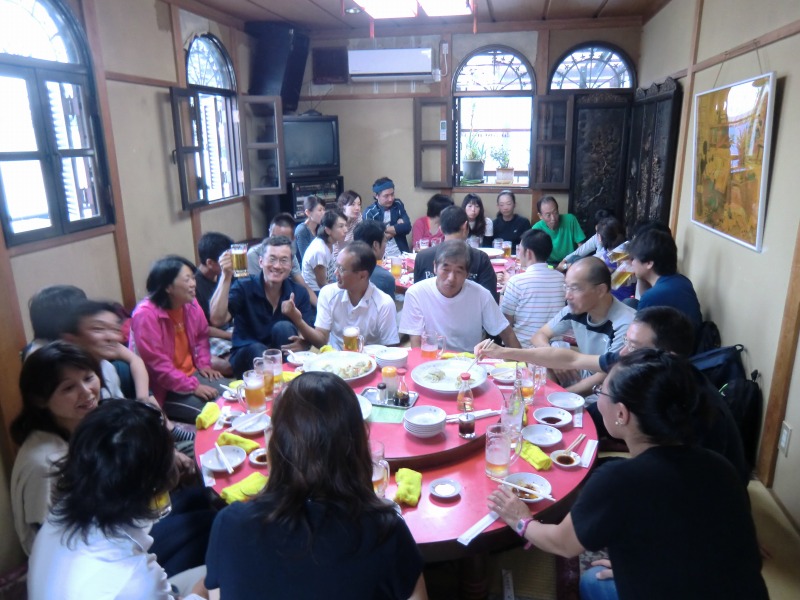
458, 512, 499, 546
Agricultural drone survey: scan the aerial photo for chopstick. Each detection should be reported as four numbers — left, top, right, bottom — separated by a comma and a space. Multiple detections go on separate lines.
489, 476, 556, 502
229, 410, 266, 432
214, 442, 234, 474
473, 338, 494, 362
565, 433, 587, 454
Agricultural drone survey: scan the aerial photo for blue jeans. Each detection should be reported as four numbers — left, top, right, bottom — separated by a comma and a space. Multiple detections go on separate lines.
229, 321, 297, 377
580, 565, 619, 600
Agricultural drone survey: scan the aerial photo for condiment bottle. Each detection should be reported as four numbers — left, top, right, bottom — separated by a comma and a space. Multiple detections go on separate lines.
395, 368, 410, 407
457, 373, 474, 413
381, 366, 398, 397
377, 383, 388, 405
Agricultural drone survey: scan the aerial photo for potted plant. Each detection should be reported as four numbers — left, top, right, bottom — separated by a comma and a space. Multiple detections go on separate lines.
460, 107, 485, 184
490, 145, 514, 184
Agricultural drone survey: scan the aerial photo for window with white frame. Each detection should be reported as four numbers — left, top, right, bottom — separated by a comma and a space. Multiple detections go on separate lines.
453, 46, 535, 187
0, 0, 112, 246
550, 44, 635, 90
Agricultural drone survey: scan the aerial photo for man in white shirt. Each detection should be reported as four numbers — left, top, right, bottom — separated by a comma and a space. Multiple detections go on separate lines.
501, 229, 566, 347
399, 240, 521, 352
282, 241, 399, 350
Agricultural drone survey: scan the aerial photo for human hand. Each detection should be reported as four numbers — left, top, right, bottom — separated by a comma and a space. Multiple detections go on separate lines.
218, 250, 233, 279
556, 260, 568, 272
385, 225, 396, 238
173, 449, 196, 477
195, 384, 219, 401
281, 336, 309, 353
487, 486, 530, 528
474, 338, 498, 359
590, 559, 614, 580
280, 292, 301, 321
198, 368, 222, 380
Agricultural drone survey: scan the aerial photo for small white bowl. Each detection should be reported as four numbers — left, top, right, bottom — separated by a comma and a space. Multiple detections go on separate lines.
533, 407, 572, 429
363, 344, 388, 356
248, 448, 269, 468
490, 367, 516, 384
429, 478, 461, 499
521, 424, 563, 448
503, 472, 552, 503
547, 392, 585, 411
404, 405, 446, 427
286, 350, 316, 366
550, 449, 582, 469
490, 258, 508, 266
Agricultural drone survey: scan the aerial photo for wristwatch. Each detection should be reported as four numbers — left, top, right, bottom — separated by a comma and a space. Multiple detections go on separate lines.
515, 517, 534, 537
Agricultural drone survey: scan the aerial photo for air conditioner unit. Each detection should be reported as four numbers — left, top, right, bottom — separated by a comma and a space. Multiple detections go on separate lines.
348, 48, 434, 82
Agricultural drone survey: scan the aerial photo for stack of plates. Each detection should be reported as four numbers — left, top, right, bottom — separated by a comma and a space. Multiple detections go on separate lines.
403, 406, 446, 438
376, 348, 409, 369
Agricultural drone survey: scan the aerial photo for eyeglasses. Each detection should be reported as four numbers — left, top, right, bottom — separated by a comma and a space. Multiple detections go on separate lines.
264, 256, 292, 266
592, 384, 613, 400
564, 282, 600, 294
622, 336, 639, 351
335, 264, 361, 275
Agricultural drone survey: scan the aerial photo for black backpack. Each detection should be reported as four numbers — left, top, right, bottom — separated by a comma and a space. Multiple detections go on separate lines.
690, 344, 746, 389
694, 320, 722, 354
720, 371, 763, 470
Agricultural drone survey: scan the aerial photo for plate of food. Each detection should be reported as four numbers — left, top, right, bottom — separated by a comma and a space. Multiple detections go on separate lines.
503, 472, 552, 504
410, 359, 487, 394
303, 351, 376, 382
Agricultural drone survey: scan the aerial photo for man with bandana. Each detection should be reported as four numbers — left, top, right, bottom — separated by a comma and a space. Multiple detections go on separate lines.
363, 176, 412, 257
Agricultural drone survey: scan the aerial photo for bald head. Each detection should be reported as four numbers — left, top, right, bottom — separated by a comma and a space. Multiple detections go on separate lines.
571, 257, 611, 292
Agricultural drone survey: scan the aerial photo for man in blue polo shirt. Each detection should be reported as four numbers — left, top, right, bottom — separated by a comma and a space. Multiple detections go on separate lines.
210, 235, 313, 377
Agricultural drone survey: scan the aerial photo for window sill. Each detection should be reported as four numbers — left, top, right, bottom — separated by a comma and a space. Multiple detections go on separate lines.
7, 224, 115, 258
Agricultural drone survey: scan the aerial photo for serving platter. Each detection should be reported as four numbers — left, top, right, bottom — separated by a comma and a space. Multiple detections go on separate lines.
303, 351, 376, 382
410, 359, 487, 394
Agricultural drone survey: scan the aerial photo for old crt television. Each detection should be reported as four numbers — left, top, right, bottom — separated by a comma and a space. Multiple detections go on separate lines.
282, 115, 340, 178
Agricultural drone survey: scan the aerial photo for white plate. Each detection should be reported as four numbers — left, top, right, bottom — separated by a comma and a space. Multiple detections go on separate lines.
230, 412, 272, 435
547, 392, 585, 411
248, 448, 268, 468
200, 445, 246, 473
550, 450, 582, 470
363, 344, 388, 356
503, 472, 552, 503
479, 247, 504, 258
521, 424, 563, 448
533, 407, 572, 429
403, 422, 445, 439
357, 394, 372, 420
219, 409, 244, 427
429, 478, 461, 499
411, 359, 487, 394
304, 351, 376, 382
490, 367, 516, 384
286, 350, 316, 366
490, 258, 508, 266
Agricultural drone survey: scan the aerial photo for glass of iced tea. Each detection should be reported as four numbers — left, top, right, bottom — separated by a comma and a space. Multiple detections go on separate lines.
253, 358, 274, 401
370, 440, 390, 498
420, 333, 445, 360
390, 256, 403, 279
230, 243, 248, 277
240, 370, 266, 412
262, 349, 283, 396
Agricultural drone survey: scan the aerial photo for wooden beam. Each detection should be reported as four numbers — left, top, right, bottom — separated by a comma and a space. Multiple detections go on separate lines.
7, 225, 115, 258
161, 0, 245, 30
758, 223, 800, 485
105, 71, 176, 89
169, 4, 187, 89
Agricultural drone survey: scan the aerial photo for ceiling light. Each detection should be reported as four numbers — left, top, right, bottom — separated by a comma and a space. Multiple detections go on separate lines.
354, 0, 418, 19
344, 6, 361, 15
418, 0, 473, 17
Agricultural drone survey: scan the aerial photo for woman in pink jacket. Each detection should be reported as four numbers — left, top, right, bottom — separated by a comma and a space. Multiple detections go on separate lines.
131, 255, 225, 422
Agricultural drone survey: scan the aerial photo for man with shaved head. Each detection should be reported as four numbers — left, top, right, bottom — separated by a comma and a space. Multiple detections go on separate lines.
531, 256, 635, 396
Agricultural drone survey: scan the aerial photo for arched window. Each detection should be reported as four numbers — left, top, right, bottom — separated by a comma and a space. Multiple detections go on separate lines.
550, 44, 635, 90
0, 0, 111, 246
453, 46, 535, 187
171, 34, 242, 208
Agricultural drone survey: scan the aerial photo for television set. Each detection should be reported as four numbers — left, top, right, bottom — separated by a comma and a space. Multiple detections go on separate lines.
282, 115, 340, 178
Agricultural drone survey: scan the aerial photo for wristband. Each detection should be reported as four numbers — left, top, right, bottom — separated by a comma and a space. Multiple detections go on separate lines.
515, 517, 535, 549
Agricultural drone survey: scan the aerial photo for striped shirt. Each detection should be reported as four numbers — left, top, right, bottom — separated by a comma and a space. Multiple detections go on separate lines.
500, 263, 566, 347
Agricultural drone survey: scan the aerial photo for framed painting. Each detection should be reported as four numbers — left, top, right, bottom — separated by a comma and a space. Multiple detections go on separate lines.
691, 72, 776, 251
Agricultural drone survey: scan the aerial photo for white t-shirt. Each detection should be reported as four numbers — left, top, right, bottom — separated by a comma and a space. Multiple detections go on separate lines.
301, 237, 334, 292
467, 217, 493, 247
399, 278, 509, 352
29, 519, 175, 600
101, 359, 125, 399
501, 263, 566, 348
383, 210, 401, 258
315, 282, 399, 350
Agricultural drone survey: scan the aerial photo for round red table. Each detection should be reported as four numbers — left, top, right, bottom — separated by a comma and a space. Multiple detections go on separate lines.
195, 348, 597, 564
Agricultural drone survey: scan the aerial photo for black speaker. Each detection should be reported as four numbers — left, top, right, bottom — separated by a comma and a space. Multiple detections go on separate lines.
245, 22, 309, 114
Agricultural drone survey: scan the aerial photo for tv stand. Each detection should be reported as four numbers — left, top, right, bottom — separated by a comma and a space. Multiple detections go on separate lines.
280, 175, 344, 220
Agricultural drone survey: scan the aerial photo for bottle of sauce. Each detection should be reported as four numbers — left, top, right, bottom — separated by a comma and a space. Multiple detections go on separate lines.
381, 367, 398, 397
457, 373, 474, 413
395, 368, 410, 407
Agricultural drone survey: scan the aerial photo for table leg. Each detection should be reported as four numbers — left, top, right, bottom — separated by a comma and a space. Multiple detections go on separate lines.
458, 553, 489, 600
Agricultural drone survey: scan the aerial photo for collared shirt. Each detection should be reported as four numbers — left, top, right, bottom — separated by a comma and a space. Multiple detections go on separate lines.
501, 263, 566, 347
532, 212, 587, 264
228, 274, 313, 350
315, 282, 399, 350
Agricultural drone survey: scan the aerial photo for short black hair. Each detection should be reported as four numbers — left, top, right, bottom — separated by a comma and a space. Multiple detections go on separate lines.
434, 239, 471, 271
259, 235, 293, 257
519, 229, 553, 262
29, 285, 87, 340
575, 256, 611, 292
269, 213, 296, 232
303, 195, 325, 212
317, 209, 345, 243
627, 229, 678, 276
50, 400, 177, 544
631, 219, 671, 239
146, 255, 196, 309
64, 300, 120, 336
596, 217, 624, 251
426, 194, 454, 218
198, 232, 234, 264
439, 206, 468, 235
634, 306, 695, 357
353, 220, 386, 248
342, 241, 377, 276
536, 195, 558, 214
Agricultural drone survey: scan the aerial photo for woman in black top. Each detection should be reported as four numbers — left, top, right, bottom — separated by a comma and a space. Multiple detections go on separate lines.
492, 190, 530, 254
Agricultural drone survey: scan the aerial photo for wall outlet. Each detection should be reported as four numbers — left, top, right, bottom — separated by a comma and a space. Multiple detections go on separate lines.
779, 421, 792, 457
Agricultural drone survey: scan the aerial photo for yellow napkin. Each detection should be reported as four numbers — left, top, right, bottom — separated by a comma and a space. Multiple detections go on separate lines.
218, 431, 261, 454
282, 370, 301, 384
441, 352, 475, 360
520, 441, 552, 471
195, 403, 220, 430
394, 468, 422, 507
496, 361, 518, 370
228, 380, 244, 390
220, 472, 268, 504
319, 345, 334, 353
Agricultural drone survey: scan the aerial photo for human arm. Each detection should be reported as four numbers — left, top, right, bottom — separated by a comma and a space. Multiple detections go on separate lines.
475, 340, 602, 372
498, 325, 521, 348
113, 343, 151, 399
408, 574, 428, 600
409, 335, 421, 348
291, 272, 317, 307
313, 264, 327, 289
281, 292, 328, 348
565, 370, 606, 396
393, 202, 413, 236
209, 251, 233, 326
398, 287, 425, 342
207, 325, 232, 341
531, 323, 555, 348
411, 217, 426, 248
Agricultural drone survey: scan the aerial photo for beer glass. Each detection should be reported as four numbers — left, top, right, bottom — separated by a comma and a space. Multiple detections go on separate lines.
343, 326, 364, 352
493, 239, 504, 253
231, 243, 248, 278
253, 357, 274, 401
485, 424, 521, 478
149, 491, 172, 520
390, 256, 403, 279
420, 333, 445, 360
240, 370, 266, 412
502, 240, 512, 258
517, 364, 535, 405
370, 440, 390, 498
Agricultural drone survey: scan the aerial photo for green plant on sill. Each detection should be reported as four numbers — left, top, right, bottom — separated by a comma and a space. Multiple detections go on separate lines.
490, 146, 510, 168
463, 134, 485, 161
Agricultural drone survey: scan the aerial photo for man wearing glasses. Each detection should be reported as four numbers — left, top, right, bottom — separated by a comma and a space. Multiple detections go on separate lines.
211, 236, 314, 377
281, 241, 399, 351
530, 256, 635, 396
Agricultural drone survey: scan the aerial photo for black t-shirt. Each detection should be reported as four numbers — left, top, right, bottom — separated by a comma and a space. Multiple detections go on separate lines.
571, 445, 767, 600
194, 269, 216, 322
413, 245, 498, 301
205, 499, 423, 599
492, 214, 531, 253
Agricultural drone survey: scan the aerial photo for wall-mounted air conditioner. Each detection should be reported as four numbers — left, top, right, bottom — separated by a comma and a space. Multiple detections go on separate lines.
348, 48, 434, 82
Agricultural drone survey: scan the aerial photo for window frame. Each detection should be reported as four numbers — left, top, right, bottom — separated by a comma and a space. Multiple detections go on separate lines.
0, 0, 113, 247
549, 42, 636, 92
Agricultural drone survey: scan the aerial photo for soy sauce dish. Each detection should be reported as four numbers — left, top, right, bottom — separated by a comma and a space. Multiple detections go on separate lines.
550, 449, 581, 469
532, 407, 572, 428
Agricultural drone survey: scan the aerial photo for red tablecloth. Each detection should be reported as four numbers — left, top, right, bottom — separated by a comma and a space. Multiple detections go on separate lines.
195, 349, 597, 559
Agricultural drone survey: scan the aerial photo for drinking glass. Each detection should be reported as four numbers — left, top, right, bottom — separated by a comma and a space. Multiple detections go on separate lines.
420, 333, 445, 360
343, 326, 364, 352
253, 357, 274, 401
533, 365, 547, 397
263, 349, 283, 396
485, 424, 521, 478
230, 243, 248, 277
390, 257, 403, 279
419, 239, 430, 250
502, 240, 512, 258
517, 364, 535, 405
493, 239, 504, 252
149, 491, 172, 520
240, 369, 266, 412
370, 440, 390, 498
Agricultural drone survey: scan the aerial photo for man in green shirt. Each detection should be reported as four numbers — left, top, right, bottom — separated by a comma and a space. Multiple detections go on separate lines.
531, 196, 586, 265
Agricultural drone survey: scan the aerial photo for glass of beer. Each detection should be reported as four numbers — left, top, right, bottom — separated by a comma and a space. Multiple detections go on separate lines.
149, 491, 172, 520
240, 369, 266, 413
420, 333, 445, 360
263, 349, 283, 396
231, 243, 248, 277
485, 424, 521, 478
343, 326, 364, 352
390, 256, 403, 279
253, 358, 274, 402
516, 363, 534, 405
370, 440, 390, 498
502, 240, 512, 258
